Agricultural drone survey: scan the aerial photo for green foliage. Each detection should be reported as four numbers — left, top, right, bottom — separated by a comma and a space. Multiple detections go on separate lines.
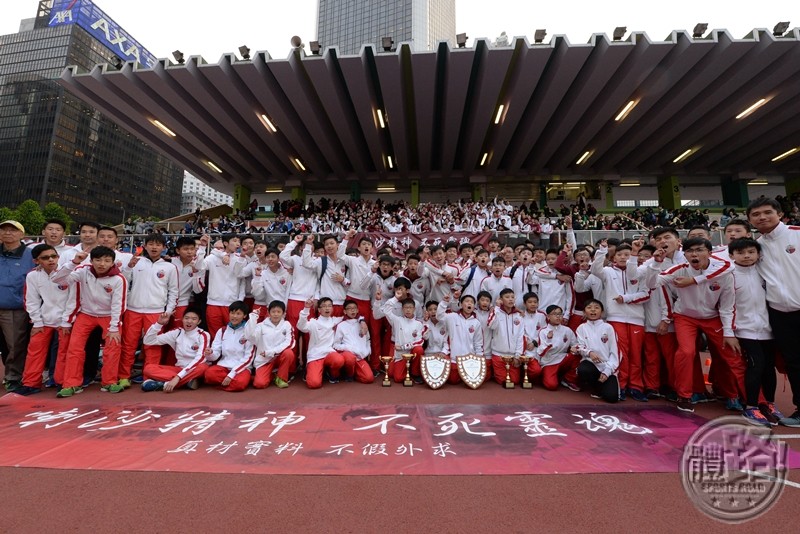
0, 206, 14, 223
14, 199, 46, 236
42, 202, 73, 233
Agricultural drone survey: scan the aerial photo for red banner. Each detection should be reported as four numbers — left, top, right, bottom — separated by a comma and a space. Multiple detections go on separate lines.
351, 232, 493, 256
0, 394, 750, 476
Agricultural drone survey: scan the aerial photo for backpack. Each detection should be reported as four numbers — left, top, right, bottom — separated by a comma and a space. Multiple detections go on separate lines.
509, 264, 533, 293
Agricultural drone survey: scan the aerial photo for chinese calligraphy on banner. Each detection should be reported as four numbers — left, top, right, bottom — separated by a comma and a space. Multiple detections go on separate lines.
0, 396, 718, 475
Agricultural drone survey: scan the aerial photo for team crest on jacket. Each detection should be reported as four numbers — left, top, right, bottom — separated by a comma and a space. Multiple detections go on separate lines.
115, 260, 122, 267
709, 282, 721, 292
630, 279, 638, 285
417, 283, 424, 289
513, 319, 521, 326
280, 278, 286, 285
563, 336, 568, 343
188, 271, 194, 277
439, 328, 446, 336
787, 245, 796, 254
58, 284, 68, 291
412, 330, 418, 337
103, 284, 113, 293
239, 337, 247, 345
469, 326, 475, 334
157, 270, 165, 279
601, 333, 609, 343
191, 344, 199, 351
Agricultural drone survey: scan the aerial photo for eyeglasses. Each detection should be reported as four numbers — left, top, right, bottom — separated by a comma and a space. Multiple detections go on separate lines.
37, 254, 59, 260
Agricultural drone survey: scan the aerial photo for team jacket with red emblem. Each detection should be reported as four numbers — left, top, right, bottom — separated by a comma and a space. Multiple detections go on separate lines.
457, 263, 489, 300
590, 247, 649, 326
522, 310, 548, 356
52, 262, 127, 332
421, 259, 460, 302
297, 310, 344, 362
244, 313, 295, 368
505, 262, 536, 309
279, 241, 318, 302
171, 250, 205, 307
302, 245, 349, 304
479, 274, 513, 303
645, 261, 737, 336
536, 324, 577, 367
197, 253, 246, 306
487, 306, 524, 357
435, 301, 483, 360
756, 223, 800, 312
381, 307, 426, 361
251, 264, 292, 305
533, 265, 574, 320
208, 322, 255, 378
24, 267, 75, 328
143, 323, 209, 378
400, 271, 431, 307
333, 317, 371, 360
340, 253, 376, 301
423, 319, 450, 356
126, 256, 179, 314
574, 319, 620, 377
731, 264, 772, 340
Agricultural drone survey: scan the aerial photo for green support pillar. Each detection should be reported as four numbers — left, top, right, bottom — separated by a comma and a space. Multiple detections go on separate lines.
291, 187, 306, 202
786, 174, 800, 198
720, 177, 749, 208
657, 176, 681, 210
604, 182, 615, 210
472, 184, 482, 202
350, 182, 361, 201
410, 180, 420, 207
233, 184, 251, 213
539, 183, 548, 211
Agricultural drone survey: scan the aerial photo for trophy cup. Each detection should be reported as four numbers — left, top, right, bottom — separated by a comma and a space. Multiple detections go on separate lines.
502, 356, 515, 389
402, 353, 414, 387
380, 356, 392, 387
520, 355, 533, 389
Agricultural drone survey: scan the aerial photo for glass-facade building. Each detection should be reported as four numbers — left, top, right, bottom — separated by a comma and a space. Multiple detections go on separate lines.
317, 0, 456, 55
0, 1, 181, 225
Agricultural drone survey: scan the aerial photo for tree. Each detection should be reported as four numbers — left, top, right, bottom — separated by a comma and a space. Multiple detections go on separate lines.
14, 199, 45, 236
0, 207, 15, 224
42, 202, 73, 233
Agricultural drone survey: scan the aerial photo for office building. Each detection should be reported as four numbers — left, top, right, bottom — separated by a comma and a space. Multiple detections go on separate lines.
181, 172, 232, 213
0, 0, 182, 224
316, 0, 456, 55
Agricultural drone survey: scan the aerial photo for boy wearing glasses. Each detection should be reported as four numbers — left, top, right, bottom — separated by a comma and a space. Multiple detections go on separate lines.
645, 237, 745, 413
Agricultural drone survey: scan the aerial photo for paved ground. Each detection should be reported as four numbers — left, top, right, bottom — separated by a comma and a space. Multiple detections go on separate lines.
2, 369, 799, 532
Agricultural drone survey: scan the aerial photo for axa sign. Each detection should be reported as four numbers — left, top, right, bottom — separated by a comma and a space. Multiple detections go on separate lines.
49, 0, 157, 68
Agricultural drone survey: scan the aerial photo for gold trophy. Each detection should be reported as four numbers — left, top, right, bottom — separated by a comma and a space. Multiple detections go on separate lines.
402, 353, 414, 387
520, 355, 533, 389
502, 356, 515, 389
380, 356, 392, 387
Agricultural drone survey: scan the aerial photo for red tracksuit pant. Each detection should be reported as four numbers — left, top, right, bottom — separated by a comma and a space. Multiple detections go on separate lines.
493, 355, 520, 385
205, 305, 230, 340
539, 353, 581, 390
22, 327, 69, 389
204, 365, 251, 392
63, 313, 121, 388
339, 351, 376, 384
610, 321, 644, 391
120, 310, 162, 378
306, 352, 346, 389
253, 349, 296, 388
143, 362, 209, 388
674, 314, 745, 400
388, 346, 423, 383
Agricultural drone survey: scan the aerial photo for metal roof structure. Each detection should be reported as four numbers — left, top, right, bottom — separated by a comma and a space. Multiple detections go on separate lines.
59, 28, 800, 196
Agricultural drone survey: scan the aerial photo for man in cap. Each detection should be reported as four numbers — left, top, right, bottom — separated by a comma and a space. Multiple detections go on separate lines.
0, 220, 35, 391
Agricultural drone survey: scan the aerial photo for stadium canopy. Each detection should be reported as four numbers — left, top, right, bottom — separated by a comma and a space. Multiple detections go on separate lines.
59, 29, 800, 196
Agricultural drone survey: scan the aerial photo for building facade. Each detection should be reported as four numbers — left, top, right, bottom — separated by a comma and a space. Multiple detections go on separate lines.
0, 0, 182, 224
316, 0, 456, 55
181, 172, 232, 213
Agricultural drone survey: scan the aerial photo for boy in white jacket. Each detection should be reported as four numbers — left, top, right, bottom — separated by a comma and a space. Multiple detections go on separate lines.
381, 296, 426, 383
203, 301, 255, 392
245, 300, 295, 389
573, 299, 620, 403
141, 309, 210, 392
333, 300, 374, 384
728, 239, 784, 426
437, 292, 483, 385
15, 245, 74, 395
534, 305, 580, 391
